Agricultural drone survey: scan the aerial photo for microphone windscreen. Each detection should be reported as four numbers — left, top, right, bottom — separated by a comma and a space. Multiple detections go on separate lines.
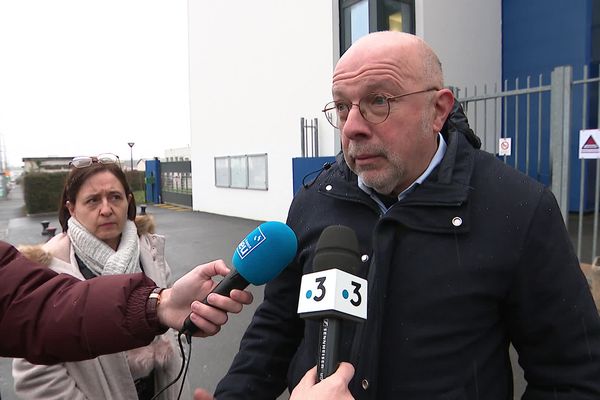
313, 225, 360, 274
232, 221, 298, 285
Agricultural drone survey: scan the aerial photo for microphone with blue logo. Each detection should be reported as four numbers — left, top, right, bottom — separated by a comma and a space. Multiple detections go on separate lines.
180, 221, 298, 336
297, 225, 367, 381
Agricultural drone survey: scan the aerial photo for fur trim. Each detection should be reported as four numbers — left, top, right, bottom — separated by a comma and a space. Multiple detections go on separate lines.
125, 335, 175, 378
17, 245, 53, 266
135, 214, 155, 235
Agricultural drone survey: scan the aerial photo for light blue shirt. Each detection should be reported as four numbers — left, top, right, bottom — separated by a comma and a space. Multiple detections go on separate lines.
358, 132, 447, 213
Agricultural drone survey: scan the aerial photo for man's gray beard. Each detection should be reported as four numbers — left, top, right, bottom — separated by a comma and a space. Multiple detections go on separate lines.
359, 169, 402, 196
343, 152, 402, 195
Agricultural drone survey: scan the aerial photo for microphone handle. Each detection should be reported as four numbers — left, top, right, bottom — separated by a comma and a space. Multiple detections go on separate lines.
180, 270, 249, 336
317, 317, 341, 381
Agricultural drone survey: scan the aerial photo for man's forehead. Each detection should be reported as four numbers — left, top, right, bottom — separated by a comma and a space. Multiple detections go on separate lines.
332, 77, 389, 95
332, 62, 415, 96
334, 31, 421, 77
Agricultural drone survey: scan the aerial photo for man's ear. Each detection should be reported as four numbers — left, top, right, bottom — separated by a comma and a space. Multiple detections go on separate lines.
432, 88, 455, 133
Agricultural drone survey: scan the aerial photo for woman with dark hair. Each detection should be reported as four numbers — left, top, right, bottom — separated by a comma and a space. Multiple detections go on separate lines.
57, 154, 138, 234
13, 153, 190, 400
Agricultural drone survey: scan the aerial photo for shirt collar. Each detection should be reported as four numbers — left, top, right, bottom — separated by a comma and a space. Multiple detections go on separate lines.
358, 132, 447, 212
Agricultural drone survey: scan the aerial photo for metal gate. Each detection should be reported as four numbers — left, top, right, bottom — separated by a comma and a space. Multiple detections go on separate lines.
456, 64, 600, 263
160, 161, 192, 208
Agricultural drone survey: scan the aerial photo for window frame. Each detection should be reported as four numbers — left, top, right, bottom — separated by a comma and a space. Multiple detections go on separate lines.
214, 153, 268, 191
339, 0, 415, 54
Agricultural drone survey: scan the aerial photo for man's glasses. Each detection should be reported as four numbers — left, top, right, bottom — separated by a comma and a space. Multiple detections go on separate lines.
322, 87, 439, 129
69, 153, 121, 169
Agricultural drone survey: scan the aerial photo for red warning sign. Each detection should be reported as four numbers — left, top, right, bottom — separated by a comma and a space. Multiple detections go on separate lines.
579, 129, 600, 159
582, 135, 599, 152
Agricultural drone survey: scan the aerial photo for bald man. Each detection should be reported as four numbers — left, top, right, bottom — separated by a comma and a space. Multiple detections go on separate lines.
213, 31, 600, 399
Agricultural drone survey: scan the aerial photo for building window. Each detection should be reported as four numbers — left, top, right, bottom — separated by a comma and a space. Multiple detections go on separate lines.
380, 0, 414, 33
215, 157, 230, 187
341, 0, 369, 52
214, 153, 268, 190
340, 0, 415, 53
230, 156, 248, 188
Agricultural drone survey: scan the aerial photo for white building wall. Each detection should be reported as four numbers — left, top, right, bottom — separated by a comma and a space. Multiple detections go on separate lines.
188, 1, 501, 221
188, 1, 336, 222
416, 0, 502, 148
416, 0, 502, 93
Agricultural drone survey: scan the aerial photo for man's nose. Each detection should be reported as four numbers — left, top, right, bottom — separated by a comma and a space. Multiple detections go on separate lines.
342, 105, 370, 139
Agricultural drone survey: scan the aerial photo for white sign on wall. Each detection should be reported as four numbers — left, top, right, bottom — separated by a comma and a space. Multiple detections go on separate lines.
579, 129, 600, 159
499, 138, 512, 156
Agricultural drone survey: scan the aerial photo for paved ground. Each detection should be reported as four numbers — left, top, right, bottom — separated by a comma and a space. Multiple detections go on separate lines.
0, 185, 530, 399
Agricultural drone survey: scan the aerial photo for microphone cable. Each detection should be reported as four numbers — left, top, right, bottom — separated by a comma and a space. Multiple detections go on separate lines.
177, 333, 193, 399
148, 221, 297, 398
150, 332, 192, 400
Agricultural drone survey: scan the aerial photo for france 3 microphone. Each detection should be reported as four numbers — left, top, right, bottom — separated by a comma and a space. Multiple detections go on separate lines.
180, 221, 298, 336
297, 225, 367, 381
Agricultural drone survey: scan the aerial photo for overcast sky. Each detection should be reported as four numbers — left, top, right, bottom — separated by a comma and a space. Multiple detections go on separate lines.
0, 1, 191, 167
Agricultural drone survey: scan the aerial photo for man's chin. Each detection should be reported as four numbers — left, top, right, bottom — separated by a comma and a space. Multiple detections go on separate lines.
359, 174, 390, 193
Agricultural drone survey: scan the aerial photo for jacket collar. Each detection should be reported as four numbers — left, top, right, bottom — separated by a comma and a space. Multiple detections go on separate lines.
400, 129, 475, 207
316, 129, 476, 233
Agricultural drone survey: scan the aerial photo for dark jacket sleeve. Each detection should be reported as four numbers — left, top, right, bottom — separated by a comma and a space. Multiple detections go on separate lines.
0, 241, 161, 364
506, 190, 600, 399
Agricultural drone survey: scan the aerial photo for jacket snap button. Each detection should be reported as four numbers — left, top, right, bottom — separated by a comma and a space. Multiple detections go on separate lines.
361, 254, 370, 262
361, 379, 369, 390
325, 184, 332, 191
452, 216, 463, 227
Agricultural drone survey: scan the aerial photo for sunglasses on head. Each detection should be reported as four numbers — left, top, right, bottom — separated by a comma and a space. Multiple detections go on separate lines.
69, 153, 120, 169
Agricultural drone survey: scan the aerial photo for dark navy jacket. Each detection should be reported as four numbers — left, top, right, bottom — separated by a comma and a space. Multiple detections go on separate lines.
215, 106, 600, 399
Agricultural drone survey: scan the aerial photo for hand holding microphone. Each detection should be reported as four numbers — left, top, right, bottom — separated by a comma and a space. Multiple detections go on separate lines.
193, 363, 356, 400
290, 362, 356, 400
181, 221, 298, 336
158, 259, 254, 338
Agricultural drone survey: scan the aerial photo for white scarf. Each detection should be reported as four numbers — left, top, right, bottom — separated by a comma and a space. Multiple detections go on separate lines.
68, 217, 141, 276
